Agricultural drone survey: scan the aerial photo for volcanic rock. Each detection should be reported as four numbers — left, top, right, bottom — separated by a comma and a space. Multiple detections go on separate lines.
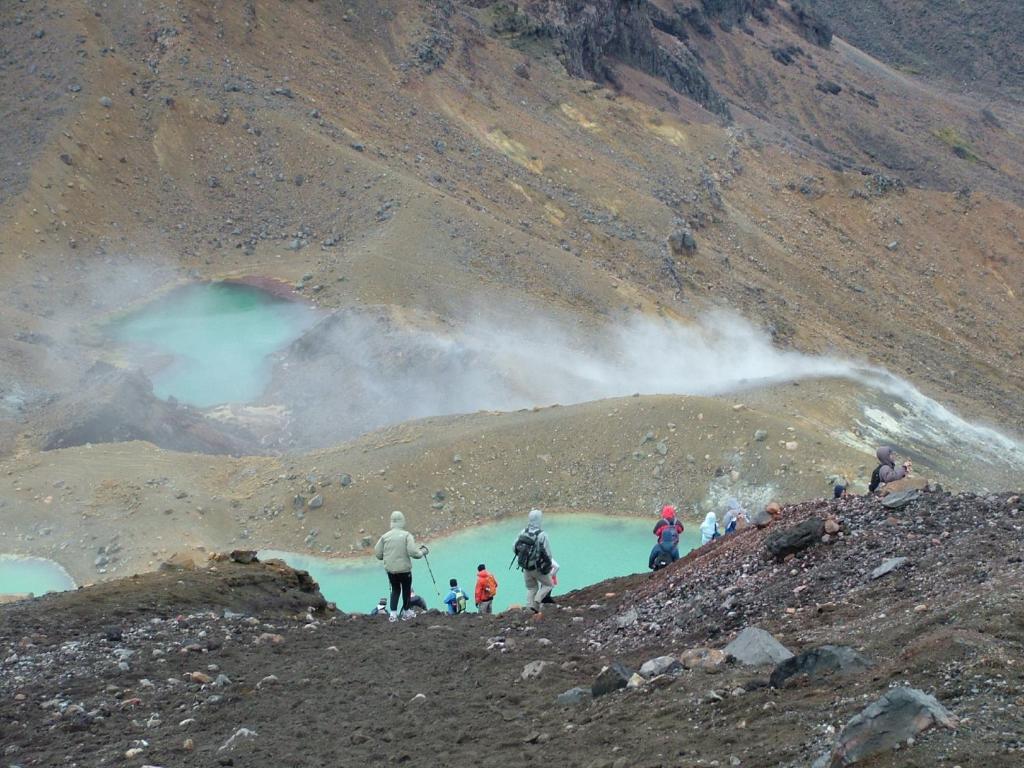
824, 688, 957, 766
723, 628, 794, 666
764, 518, 825, 560
592, 662, 632, 697
769, 645, 873, 688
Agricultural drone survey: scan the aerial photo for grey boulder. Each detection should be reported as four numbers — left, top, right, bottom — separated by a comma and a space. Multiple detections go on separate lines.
592, 662, 633, 697
723, 627, 794, 666
825, 687, 957, 766
639, 655, 682, 678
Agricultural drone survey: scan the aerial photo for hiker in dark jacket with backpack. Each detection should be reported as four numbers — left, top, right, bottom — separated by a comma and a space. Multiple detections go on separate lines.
514, 509, 554, 613
869, 446, 912, 492
653, 504, 684, 539
649, 505, 682, 571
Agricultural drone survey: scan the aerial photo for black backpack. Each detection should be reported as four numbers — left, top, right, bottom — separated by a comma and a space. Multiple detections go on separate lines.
651, 548, 673, 571
514, 529, 551, 574
869, 464, 883, 493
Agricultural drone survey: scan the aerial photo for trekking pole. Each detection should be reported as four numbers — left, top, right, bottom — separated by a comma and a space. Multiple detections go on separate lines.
421, 552, 443, 599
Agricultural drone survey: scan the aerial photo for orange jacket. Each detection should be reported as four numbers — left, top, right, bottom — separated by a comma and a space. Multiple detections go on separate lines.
475, 569, 498, 604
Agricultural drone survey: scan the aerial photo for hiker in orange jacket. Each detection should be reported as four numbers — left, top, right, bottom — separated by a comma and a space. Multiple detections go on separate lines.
475, 563, 498, 614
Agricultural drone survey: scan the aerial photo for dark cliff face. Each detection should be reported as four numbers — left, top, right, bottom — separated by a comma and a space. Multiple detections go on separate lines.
498, 1, 831, 119
801, 0, 1023, 97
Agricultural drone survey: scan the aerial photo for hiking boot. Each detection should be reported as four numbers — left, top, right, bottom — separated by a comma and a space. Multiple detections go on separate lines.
400, 610, 416, 621
388, 612, 398, 623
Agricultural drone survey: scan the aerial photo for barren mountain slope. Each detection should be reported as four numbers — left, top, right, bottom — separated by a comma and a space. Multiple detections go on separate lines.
1, 0, 1022, 450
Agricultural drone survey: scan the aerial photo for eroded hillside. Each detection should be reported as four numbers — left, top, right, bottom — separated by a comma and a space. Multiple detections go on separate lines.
0, 0, 1021, 445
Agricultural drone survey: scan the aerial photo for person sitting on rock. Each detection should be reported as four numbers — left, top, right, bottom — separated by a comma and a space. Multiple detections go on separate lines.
369, 597, 388, 616
869, 446, 912, 492
833, 484, 849, 499
700, 511, 720, 545
722, 498, 749, 534
408, 591, 428, 612
443, 578, 468, 615
653, 504, 684, 539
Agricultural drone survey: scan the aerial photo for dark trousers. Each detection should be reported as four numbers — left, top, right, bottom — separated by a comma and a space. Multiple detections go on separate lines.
387, 571, 412, 613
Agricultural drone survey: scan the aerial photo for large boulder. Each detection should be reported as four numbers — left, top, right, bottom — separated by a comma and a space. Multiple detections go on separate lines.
765, 518, 825, 560
592, 662, 633, 698
724, 627, 794, 666
825, 687, 957, 766
639, 655, 682, 678
770, 645, 873, 689
881, 489, 922, 509
556, 687, 590, 706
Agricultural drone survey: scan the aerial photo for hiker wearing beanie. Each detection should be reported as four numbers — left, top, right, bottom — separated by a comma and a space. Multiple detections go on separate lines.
443, 578, 468, 615
869, 446, 911, 492
373, 510, 427, 622
513, 509, 554, 613
475, 563, 498, 614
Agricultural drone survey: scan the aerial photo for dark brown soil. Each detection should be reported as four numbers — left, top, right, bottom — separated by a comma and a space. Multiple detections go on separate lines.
2, 492, 1022, 768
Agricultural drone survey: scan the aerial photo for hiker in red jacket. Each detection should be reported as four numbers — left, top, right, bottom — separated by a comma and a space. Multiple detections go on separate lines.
653, 504, 684, 539
474, 563, 498, 614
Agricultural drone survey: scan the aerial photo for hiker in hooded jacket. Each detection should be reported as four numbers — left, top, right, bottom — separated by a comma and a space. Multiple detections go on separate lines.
722, 498, 749, 534
870, 446, 912, 492
475, 563, 498, 614
373, 510, 427, 622
700, 511, 720, 545
514, 509, 554, 613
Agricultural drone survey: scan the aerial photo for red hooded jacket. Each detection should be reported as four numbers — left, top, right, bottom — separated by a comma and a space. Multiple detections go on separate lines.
654, 504, 684, 537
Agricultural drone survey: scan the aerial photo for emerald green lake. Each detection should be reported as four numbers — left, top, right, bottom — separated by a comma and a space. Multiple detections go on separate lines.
263, 514, 699, 613
0, 555, 76, 597
110, 282, 317, 407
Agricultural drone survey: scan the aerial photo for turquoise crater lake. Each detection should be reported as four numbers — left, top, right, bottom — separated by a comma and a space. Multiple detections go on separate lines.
263, 514, 700, 613
110, 282, 317, 408
0, 555, 76, 598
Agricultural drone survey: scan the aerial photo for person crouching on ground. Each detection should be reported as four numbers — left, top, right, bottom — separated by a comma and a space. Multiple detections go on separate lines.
408, 591, 428, 612
475, 563, 498, 614
373, 510, 427, 622
722, 498, 749, 534
513, 508, 554, 613
870, 446, 912, 492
